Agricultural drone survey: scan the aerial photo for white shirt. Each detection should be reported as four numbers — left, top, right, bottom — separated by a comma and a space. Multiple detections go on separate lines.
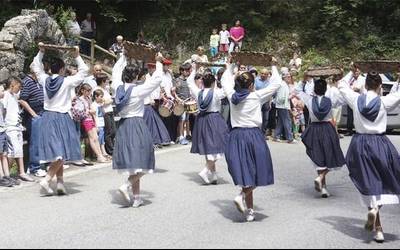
81, 19, 96, 33
161, 71, 174, 99
342, 71, 367, 94
219, 30, 230, 44
187, 71, 226, 113
296, 85, 345, 123
221, 66, 283, 128
119, 62, 163, 118
67, 20, 81, 36
91, 102, 105, 128
111, 54, 128, 94
94, 86, 113, 113
3, 91, 21, 129
339, 81, 400, 134
32, 52, 89, 113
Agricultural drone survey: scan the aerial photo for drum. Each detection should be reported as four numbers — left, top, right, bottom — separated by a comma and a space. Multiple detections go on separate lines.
173, 101, 185, 116
159, 99, 174, 118
184, 101, 198, 114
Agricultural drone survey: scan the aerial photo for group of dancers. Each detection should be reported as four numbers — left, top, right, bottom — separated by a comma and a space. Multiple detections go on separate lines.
31, 43, 400, 243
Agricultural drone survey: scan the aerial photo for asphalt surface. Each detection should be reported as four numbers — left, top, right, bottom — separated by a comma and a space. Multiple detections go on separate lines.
0, 137, 400, 249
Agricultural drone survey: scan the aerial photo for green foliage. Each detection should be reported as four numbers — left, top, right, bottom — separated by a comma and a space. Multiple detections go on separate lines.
52, 5, 76, 34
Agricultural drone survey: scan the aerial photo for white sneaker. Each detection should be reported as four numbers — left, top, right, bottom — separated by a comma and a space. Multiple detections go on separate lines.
374, 230, 385, 243
39, 179, 54, 196
132, 199, 144, 208
198, 168, 211, 185
34, 169, 47, 178
210, 172, 218, 185
119, 184, 131, 204
314, 177, 323, 193
246, 209, 256, 222
234, 193, 246, 214
56, 182, 68, 196
321, 187, 331, 198
365, 208, 379, 232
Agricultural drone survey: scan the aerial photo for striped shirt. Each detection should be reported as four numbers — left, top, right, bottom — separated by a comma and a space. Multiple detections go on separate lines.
20, 75, 44, 116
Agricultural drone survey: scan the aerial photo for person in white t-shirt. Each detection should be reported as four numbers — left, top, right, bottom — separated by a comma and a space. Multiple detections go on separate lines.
219, 24, 230, 56
92, 89, 109, 158
3, 77, 36, 183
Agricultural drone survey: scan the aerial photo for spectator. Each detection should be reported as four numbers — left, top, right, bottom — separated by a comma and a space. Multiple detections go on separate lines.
273, 72, 296, 144
20, 67, 47, 177
84, 64, 103, 90
219, 24, 230, 57
76, 84, 108, 163
91, 89, 110, 158
94, 73, 116, 155
192, 46, 209, 63
255, 68, 272, 138
109, 35, 124, 57
4, 77, 35, 183
80, 13, 97, 55
289, 52, 302, 71
209, 29, 220, 58
229, 20, 245, 53
0, 84, 13, 187
66, 12, 81, 46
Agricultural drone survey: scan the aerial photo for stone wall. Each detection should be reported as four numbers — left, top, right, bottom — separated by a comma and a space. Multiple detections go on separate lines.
0, 9, 66, 82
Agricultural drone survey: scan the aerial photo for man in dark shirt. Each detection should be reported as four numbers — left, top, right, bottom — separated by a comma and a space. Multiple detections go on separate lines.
21, 71, 46, 177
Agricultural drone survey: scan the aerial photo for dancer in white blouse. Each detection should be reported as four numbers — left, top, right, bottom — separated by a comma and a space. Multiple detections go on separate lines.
339, 72, 400, 243
221, 58, 283, 222
187, 64, 229, 185
32, 43, 89, 196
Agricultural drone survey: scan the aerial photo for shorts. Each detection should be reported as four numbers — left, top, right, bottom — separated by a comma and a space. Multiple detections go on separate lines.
98, 127, 105, 145
82, 119, 96, 133
6, 130, 23, 158
180, 112, 190, 122
0, 132, 8, 155
219, 44, 229, 52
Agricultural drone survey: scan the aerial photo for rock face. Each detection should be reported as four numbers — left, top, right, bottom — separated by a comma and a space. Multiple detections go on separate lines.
0, 9, 66, 82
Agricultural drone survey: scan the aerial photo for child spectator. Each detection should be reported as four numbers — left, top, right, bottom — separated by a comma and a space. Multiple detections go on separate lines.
219, 24, 230, 56
3, 77, 35, 183
91, 89, 110, 159
76, 83, 108, 163
0, 83, 13, 187
209, 29, 220, 58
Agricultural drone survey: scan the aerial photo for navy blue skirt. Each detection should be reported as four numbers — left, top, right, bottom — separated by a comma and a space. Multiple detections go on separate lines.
346, 134, 400, 196
225, 127, 274, 187
143, 105, 171, 145
113, 117, 155, 171
191, 112, 229, 156
301, 122, 346, 170
38, 111, 82, 163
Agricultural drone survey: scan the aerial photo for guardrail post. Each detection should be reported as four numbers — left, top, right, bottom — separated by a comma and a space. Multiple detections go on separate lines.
91, 39, 96, 65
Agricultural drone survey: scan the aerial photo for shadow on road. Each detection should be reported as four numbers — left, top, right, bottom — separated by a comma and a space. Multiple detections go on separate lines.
318, 216, 399, 244
109, 190, 155, 208
210, 199, 269, 223
182, 172, 230, 186
39, 182, 84, 197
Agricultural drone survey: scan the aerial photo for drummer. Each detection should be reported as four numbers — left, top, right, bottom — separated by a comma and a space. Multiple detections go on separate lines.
172, 63, 194, 145
160, 58, 179, 143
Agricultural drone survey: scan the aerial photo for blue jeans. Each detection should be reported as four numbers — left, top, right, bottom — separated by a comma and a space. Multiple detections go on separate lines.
274, 109, 293, 142
29, 116, 42, 173
261, 103, 271, 134
210, 47, 218, 58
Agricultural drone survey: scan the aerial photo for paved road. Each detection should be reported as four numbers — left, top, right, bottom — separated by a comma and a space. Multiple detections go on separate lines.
1, 137, 400, 249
